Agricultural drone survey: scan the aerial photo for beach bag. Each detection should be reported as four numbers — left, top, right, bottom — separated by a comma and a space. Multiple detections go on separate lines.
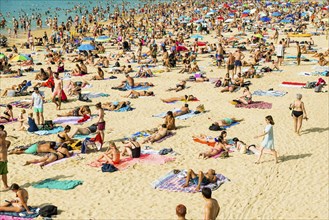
314, 84, 323, 93
42, 120, 54, 130
209, 123, 223, 131
101, 164, 118, 173
39, 205, 58, 217
215, 79, 222, 87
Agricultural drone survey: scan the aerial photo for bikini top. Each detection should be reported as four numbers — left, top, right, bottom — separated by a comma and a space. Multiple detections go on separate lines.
57, 134, 66, 141
3, 111, 10, 117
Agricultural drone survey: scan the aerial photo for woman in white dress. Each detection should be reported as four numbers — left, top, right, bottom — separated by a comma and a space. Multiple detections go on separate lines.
254, 115, 279, 164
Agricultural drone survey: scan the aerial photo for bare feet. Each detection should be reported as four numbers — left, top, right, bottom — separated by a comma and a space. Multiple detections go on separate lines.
195, 186, 201, 191
183, 183, 189, 188
23, 161, 30, 166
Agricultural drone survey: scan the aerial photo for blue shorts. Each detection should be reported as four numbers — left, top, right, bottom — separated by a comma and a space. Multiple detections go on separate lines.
234, 60, 242, 67
190, 177, 210, 185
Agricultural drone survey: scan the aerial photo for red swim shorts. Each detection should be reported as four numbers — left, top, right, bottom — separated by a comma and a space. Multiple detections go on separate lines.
97, 121, 106, 131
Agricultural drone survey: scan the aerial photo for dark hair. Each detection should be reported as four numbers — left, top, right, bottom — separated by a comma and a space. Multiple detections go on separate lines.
161, 124, 167, 128
266, 115, 275, 125
233, 137, 246, 145
220, 131, 227, 137
95, 102, 102, 108
0, 125, 4, 130
176, 204, 187, 217
61, 143, 69, 149
6, 104, 13, 110
202, 187, 212, 199
64, 125, 71, 131
184, 104, 188, 107
9, 183, 20, 190
167, 111, 173, 117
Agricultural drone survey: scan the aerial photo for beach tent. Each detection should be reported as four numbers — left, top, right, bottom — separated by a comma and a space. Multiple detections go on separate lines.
78, 44, 95, 51
217, 16, 224, 21
95, 35, 110, 42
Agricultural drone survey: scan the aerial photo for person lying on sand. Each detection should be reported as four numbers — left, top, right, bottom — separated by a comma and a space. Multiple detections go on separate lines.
183, 169, 217, 191
1, 80, 28, 97
142, 124, 169, 144
57, 106, 91, 117
124, 90, 154, 98
161, 95, 197, 103
102, 101, 131, 111
9, 141, 57, 155
112, 73, 134, 89
198, 136, 228, 159
213, 118, 243, 127
173, 104, 190, 117
167, 80, 187, 92
23, 143, 71, 168
69, 124, 98, 138
121, 137, 141, 158
96, 141, 120, 164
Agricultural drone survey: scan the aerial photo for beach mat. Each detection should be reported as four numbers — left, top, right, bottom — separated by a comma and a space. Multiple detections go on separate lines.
88, 154, 175, 170
252, 90, 287, 97
156, 132, 175, 143
153, 109, 203, 120
152, 170, 229, 193
35, 153, 78, 167
0, 100, 31, 109
193, 138, 216, 147
235, 101, 272, 109
0, 207, 39, 219
279, 81, 306, 88
32, 126, 64, 136
53, 116, 92, 125
32, 179, 83, 190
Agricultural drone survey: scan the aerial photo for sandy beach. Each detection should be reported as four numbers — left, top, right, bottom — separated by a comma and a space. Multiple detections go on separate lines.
0, 1, 328, 219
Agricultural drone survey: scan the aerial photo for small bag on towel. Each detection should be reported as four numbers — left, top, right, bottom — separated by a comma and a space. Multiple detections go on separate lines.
39, 205, 58, 217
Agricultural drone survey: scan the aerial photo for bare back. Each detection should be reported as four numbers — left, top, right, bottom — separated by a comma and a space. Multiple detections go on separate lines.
0, 130, 8, 161
204, 198, 220, 220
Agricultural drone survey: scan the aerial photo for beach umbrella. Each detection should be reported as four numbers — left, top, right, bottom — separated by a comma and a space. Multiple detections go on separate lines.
260, 16, 271, 22
191, 34, 204, 40
95, 35, 110, 42
272, 12, 281, 17
228, 13, 235, 17
195, 19, 204, 23
280, 19, 292, 23
11, 54, 31, 61
176, 45, 188, 52
83, 37, 94, 41
217, 16, 224, 21
203, 7, 208, 10
225, 18, 234, 23
205, 15, 211, 18
78, 44, 95, 51
207, 12, 214, 15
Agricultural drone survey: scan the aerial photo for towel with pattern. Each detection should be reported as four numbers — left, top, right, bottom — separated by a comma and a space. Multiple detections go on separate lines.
253, 90, 287, 97
53, 116, 93, 124
0, 118, 18, 125
153, 109, 203, 120
88, 154, 175, 170
235, 101, 272, 109
32, 179, 83, 190
0, 207, 39, 219
32, 126, 64, 135
152, 170, 229, 193
0, 100, 31, 109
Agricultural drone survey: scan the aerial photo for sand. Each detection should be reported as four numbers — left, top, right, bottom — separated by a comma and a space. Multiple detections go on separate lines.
0, 21, 328, 219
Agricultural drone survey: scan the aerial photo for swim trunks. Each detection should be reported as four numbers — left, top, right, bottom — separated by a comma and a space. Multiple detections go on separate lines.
24, 143, 38, 154
0, 161, 8, 175
97, 121, 106, 131
234, 60, 242, 66
190, 176, 210, 186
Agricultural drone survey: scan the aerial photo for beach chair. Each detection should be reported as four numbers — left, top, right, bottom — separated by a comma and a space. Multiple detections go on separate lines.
81, 133, 103, 153
15, 81, 31, 96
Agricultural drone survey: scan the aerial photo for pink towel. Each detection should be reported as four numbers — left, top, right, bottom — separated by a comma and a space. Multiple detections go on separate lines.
0, 118, 18, 125
235, 101, 272, 109
0, 216, 33, 220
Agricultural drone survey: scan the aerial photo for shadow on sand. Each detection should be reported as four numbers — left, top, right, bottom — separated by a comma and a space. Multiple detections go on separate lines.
280, 153, 312, 162
301, 127, 329, 135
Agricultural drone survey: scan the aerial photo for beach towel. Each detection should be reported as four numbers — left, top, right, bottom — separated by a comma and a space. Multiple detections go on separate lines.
88, 154, 175, 170
84, 92, 109, 99
164, 98, 200, 104
279, 81, 306, 88
32, 179, 83, 190
153, 109, 203, 120
0, 207, 39, 219
156, 132, 175, 143
152, 170, 229, 193
35, 153, 77, 167
74, 134, 92, 139
32, 126, 64, 135
0, 100, 31, 109
114, 105, 133, 112
235, 101, 272, 109
114, 84, 150, 91
53, 116, 93, 125
0, 118, 18, 125
252, 90, 287, 97
193, 138, 216, 147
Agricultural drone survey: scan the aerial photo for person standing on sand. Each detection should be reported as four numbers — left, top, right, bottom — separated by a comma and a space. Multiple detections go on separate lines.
31, 87, 44, 125
296, 42, 301, 66
176, 204, 187, 220
276, 41, 284, 66
202, 187, 220, 220
290, 94, 308, 136
52, 72, 63, 110
0, 125, 11, 189
95, 102, 105, 148
233, 49, 244, 75
254, 115, 278, 164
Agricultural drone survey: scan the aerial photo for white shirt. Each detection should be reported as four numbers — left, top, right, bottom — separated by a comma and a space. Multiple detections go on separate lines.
32, 92, 43, 109
276, 44, 284, 56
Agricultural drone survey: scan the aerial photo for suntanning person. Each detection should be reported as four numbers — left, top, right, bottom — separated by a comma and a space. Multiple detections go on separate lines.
57, 105, 91, 117
9, 141, 57, 155
0, 105, 14, 123
198, 136, 228, 159
161, 95, 197, 103
56, 125, 75, 145
164, 111, 176, 130
112, 73, 134, 89
96, 141, 120, 164
70, 124, 98, 138
121, 137, 141, 158
91, 67, 104, 80
173, 104, 190, 117
124, 90, 154, 98
176, 204, 187, 220
167, 80, 187, 92
23, 143, 71, 168
237, 86, 252, 105
102, 101, 131, 111
142, 124, 169, 144
0, 183, 33, 214
1, 80, 28, 97
202, 187, 220, 220
213, 118, 243, 127
183, 169, 217, 191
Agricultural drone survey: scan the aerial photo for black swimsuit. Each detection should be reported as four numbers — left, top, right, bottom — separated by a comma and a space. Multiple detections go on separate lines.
0, 111, 10, 121
292, 110, 303, 118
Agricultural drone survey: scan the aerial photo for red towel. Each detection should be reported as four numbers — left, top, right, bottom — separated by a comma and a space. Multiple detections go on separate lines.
77, 114, 90, 123
282, 82, 306, 86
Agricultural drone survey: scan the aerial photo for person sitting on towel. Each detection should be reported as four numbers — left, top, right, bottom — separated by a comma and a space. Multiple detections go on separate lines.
142, 124, 169, 144
183, 169, 217, 191
198, 136, 228, 159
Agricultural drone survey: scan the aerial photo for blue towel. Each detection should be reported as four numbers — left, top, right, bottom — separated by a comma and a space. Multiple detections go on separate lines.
153, 109, 203, 120
74, 134, 92, 139
0, 207, 39, 218
33, 126, 64, 135
114, 105, 134, 112
131, 131, 151, 138
223, 122, 239, 129
33, 179, 83, 190
253, 90, 287, 97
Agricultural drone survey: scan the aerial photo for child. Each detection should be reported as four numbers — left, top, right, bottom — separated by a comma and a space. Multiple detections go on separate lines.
18, 109, 27, 131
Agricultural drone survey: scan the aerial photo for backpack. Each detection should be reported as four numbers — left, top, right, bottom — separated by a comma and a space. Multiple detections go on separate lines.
42, 120, 54, 130
215, 79, 222, 87
101, 164, 118, 173
314, 84, 323, 93
209, 123, 224, 131
39, 205, 58, 217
